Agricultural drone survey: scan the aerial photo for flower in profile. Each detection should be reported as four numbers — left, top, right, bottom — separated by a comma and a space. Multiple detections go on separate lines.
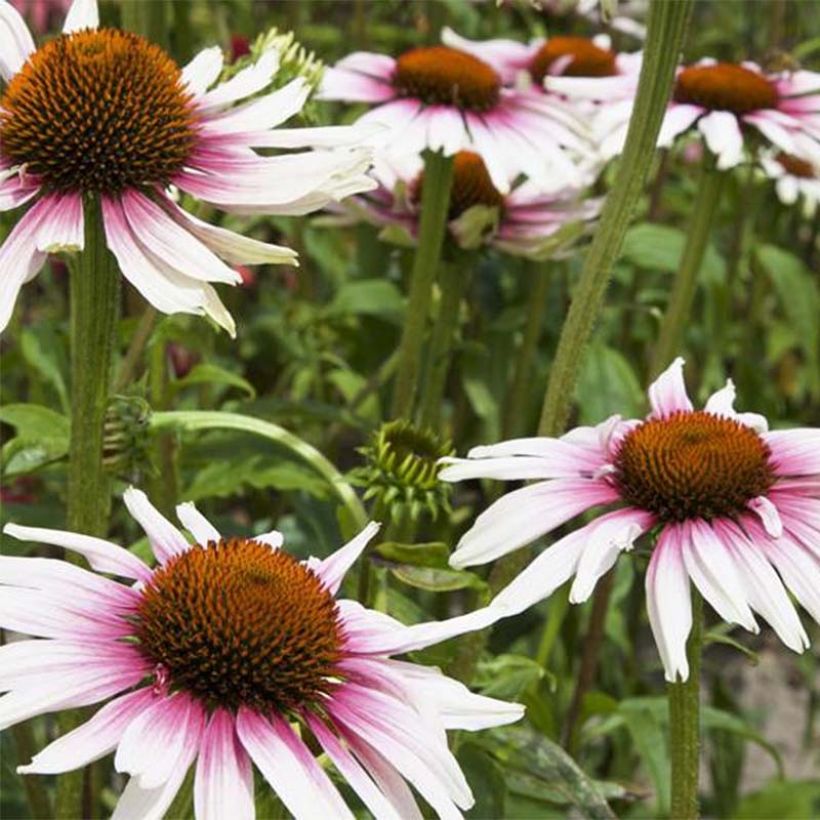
1, 489, 522, 818
338, 150, 601, 260
317, 41, 593, 192
760, 150, 820, 216
440, 358, 820, 682
548, 56, 820, 167
0, 0, 375, 335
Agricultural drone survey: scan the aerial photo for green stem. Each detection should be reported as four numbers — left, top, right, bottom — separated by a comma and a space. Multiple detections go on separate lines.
669, 591, 703, 820
503, 261, 553, 439
537, 0, 694, 437
390, 151, 455, 419
120, 0, 169, 49
148, 411, 368, 532
59, 197, 121, 819
649, 163, 724, 378
418, 256, 471, 429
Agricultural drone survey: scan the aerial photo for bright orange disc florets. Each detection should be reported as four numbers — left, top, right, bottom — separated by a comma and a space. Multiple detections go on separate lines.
136, 539, 343, 713
673, 63, 778, 115
0, 29, 197, 193
530, 37, 617, 84
614, 411, 775, 522
393, 46, 501, 112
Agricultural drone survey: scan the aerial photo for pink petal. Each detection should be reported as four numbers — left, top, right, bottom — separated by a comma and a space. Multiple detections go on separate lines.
236, 707, 352, 819
765, 428, 820, 476
749, 495, 783, 537
645, 524, 692, 682
647, 357, 693, 417
194, 709, 254, 820
123, 487, 190, 565
19, 687, 158, 774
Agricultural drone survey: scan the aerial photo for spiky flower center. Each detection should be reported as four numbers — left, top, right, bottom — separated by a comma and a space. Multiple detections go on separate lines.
393, 46, 501, 112
530, 37, 617, 83
136, 539, 342, 713
0, 29, 198, 193
673, 63, 777, 115
413, 150, 504, 219
776, 151, 815, 179
614, 411, 775, 522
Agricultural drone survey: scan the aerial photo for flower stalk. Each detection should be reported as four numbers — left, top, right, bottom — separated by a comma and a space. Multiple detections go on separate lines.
59, 196, 121, 818
668, 591, 703, 819
537, 0, 694, 437
649, 161, 724, 378
391, 150, 454, 419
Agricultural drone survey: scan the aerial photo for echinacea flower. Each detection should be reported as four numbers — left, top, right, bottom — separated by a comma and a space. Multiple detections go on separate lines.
0, 0, 375, 334
548, 56, 820, 167
336, 150, 600, 260
439, 358, 820, 682
1, 489, 522, 819
317, 41, 593, 192
759, 150, 820, 216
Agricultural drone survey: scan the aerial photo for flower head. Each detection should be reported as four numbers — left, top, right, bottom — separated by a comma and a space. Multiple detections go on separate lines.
760, 150, 820, 216
548, 55, 820, 168
0, 0, 376, 334
440, 358, 820, 682
1, 489, 522, 818
339, 150, 600, 260
318, 40, 593, 193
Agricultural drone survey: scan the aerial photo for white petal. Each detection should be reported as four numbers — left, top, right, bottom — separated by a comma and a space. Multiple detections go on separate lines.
194, 710, 254, 820
697, 111, 745, 170
2, 523, 151, 580
63, 0, 99, 32
646, 526, 692, 682
253, 530, 283, 549
19, 688, 157, 774
758, 531, 820, 624
182, 47, 224, 96
175, 502, 221, 545
203, 78, 310, 135
0, 0, 34, 80
312, 522, 380, 595
112, 747, 196, 820
236, 709, 352, 820
123, 487, 190, 565
657, 104, 704, 147
749, 496, 783, 538
704, 379, 769, 432
199, 49, 279, 110
682, 520, 758, 631
648, 356, 693, 417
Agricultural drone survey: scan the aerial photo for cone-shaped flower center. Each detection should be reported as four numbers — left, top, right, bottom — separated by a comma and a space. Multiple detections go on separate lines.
136, 539, 342, 713
0, 29, 198, 193
393, 46, 501, 112
530, 37, 617, 83
673, 63, 777, 114
414, 150, 504, 219
776, 151, 815, 179
614, 411, 775, 522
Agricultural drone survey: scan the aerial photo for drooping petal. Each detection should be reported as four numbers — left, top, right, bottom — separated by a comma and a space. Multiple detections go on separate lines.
194, 709, 254, 820
0, 0, 35, 80
18, 688, 158, 774
645, 524, 692, 682
656, 104, 705, 147
33, 192, 84, 253
175, 502, 221, 546
199, 49, 279, 111
647, 357, 693, 417
310, 522, 380, 595
63, 0, 99, 33
748, 495, 783, 538
756, 529, 820, 624
764, 428, 820, 476
123, 487, 190, 565
2, 523, 152, 581
236, 708, 352, 820
682, 520, 758, 631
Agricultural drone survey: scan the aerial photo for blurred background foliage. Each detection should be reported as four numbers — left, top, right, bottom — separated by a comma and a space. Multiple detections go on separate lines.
1, 1, 819, 818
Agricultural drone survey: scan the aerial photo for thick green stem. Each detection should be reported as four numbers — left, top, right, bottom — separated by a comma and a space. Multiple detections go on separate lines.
669, 591, 703, 819
503, 261, 553, 439
649, 164, 724, 378
537, 0, 694, 437
391, 151, 454, 419
59, 197, 121, 819
418, 256, 471, 429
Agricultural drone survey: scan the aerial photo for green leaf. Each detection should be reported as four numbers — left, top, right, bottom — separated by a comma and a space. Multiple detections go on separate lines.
622, 223, 725, 282
326, 280, 405, 319
474, 654, 546, 699
0, 405, 70, 476
0, 404, 70, 440
735, 779, 820, 819
20, 325, 70, 413
375, 540, 450, 568
172, 362, 256, 399
458, 743, 506, 819
390, 564, 486, 592
576, 343, 645, 425
481, 725, 616, 820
